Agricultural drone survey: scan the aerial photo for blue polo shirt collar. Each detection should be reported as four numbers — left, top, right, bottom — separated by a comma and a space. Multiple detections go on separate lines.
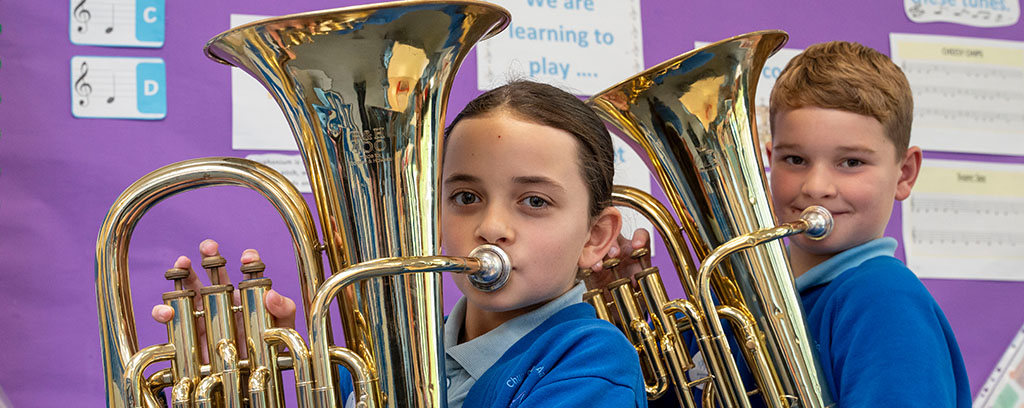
794, 237, 897, 292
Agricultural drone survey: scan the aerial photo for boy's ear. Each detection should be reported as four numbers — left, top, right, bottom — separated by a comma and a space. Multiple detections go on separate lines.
578, 207, 623, 269
765, 143, 773, 162
894, 146, 923, 201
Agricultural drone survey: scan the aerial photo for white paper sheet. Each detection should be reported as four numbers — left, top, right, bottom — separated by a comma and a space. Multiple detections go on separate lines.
890, 33, 1024, 156
902, 159, 1024, 281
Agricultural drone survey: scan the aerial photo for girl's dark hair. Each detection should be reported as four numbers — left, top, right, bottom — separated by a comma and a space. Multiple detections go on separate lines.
444, 80, 615, 218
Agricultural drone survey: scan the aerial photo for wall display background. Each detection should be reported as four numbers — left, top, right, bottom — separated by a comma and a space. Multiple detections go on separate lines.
0, 1, 1022, 406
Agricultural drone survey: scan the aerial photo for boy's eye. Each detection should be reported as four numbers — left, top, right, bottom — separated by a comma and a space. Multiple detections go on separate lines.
840, 158, 864, 168
521, 196, 550, 209
451, 191, 480, 205
783, 155, 805, 165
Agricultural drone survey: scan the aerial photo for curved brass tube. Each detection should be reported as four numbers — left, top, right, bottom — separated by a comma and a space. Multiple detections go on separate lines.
96, 157, 325, 407
306, 255, 499, 407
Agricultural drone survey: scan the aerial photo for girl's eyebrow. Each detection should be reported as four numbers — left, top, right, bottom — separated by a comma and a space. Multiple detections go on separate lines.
513, 176, 566, 193
443, 173, 479, 185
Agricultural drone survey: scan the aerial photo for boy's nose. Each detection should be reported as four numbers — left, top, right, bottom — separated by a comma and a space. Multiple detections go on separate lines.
475, 205, 513, 244
801, 166, 838, 199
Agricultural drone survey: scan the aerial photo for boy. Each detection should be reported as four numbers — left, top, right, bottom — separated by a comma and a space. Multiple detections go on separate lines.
622, 41, 970, 407
764, 40, 969, 406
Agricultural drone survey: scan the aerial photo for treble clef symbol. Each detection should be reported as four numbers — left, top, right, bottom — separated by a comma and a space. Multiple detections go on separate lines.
75, 62, 92, 107
73, 0, 91, 33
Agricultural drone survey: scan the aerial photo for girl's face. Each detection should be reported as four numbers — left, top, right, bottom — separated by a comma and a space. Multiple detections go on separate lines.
441, 111, 617, 327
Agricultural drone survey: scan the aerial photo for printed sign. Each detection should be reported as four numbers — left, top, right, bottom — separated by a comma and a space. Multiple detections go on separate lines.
70, 56, 166, 120
70, 0, 165, 48
904, 0, 1020, 27
476, 0, 644, 95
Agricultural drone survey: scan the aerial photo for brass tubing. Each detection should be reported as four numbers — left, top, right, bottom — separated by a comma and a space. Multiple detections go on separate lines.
248, 367, 272, 408
171, 377, 195, 408
695, 216, 827, 408
194, 373, 223, 408
123, 343, 175, 408
637, 272, 699, 407
609, 279, 669, 399
163, 292, 201, 398
239, 278, 283, 408
96, 158, 324, 408
307, 255, 494, 407
664, 299, 714, 408
612, 186, 699, 296
331, 347, 381, 408
582, 289, 613, 322
264, 328, 314, 408
214, 340, 243, 408
718, 305, 785, 408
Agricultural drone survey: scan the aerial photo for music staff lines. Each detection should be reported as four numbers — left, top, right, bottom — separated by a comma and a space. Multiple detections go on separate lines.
910, 197, 1024, 216
901, 61, 1024, 81
73, 61, 138, 107
72, 0, 138, 35
910, 229, 1024, 249
913, 85, 1024, 103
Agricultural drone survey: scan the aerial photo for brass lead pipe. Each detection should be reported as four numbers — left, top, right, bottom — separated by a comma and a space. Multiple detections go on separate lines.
307, 255, 502, 407
695, 208, 833, 408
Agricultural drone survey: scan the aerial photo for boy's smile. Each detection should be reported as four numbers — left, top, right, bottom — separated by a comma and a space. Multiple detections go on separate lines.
441, 112, 615, 337
768, 107, 921, 275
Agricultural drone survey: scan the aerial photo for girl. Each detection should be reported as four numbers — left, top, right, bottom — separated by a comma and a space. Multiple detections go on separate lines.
154, 80, 648, 408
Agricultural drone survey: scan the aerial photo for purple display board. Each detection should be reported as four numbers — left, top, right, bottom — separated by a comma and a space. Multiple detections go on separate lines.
0, 1, 1021, 406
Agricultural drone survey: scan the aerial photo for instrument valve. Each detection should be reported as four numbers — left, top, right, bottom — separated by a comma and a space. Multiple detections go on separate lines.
202, 255, 228, 285
165, 267, 190, 291
240, 260, 266, 279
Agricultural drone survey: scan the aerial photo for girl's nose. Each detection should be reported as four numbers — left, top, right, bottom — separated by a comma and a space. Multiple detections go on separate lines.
801, 165, 838, 199
475, 204, 513, 245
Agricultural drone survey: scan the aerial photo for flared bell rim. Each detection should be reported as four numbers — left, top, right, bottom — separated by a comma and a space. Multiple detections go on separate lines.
586, 29, 788, 102
202, 0, 511, 66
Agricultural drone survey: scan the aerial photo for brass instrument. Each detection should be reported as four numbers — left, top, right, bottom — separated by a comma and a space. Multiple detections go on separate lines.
95, 2, 512, 407
584, 31, 837, 408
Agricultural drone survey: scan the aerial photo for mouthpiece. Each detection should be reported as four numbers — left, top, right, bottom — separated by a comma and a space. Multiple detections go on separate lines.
467, 244, 511, 292
800, 206, 834, 240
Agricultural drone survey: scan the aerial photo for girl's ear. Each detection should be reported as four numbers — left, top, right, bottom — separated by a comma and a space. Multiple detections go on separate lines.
578, 207, 623, 268
895, 146, 922, 201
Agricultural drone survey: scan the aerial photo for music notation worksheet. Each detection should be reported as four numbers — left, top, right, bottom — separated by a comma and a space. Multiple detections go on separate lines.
902, 159, 1024, 281
890, 33, 1024, 157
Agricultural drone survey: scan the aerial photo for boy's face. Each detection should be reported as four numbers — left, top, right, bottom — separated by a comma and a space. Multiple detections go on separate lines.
441, 112, 609, 320
768, 107, 920, 260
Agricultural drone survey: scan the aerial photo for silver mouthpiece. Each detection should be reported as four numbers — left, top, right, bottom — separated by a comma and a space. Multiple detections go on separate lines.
800, 205, 834, 240
467, 244, 511, 292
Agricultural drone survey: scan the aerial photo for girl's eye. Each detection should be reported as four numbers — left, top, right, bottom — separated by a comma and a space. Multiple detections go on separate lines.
840, 158, 864, 168
452, 191, 480, 205
783, 155, 805, 165
521, 196, 550, 209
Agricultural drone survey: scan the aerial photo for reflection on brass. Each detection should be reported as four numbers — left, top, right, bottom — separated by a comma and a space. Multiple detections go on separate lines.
586, 32, 838, 408
95, 2, 512, 407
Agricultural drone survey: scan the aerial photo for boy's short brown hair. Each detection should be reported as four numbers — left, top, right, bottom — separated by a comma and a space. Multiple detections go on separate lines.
769, 41, 914, 158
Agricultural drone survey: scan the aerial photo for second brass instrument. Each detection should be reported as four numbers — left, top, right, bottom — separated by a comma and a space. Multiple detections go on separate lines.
585, 31, 837, 408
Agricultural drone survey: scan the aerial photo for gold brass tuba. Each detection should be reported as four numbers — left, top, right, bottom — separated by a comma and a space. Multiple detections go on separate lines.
584, 31, 837, 407
95, 2, 512, 407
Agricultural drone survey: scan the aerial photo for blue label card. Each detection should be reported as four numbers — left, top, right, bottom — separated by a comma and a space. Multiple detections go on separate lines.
70, 56, 166, 120
70, 0, 165, 48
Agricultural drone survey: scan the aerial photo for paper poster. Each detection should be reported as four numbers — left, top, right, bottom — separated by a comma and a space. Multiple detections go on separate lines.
902, 159, 1024, 281
975, 322, 1024, 408
70, 56, 166, 120
69, 0, 165, 48
476, 0, 643, 95
228, 14, 296, 151
905, 0, 1020, 27
890, 33, 1024, 156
